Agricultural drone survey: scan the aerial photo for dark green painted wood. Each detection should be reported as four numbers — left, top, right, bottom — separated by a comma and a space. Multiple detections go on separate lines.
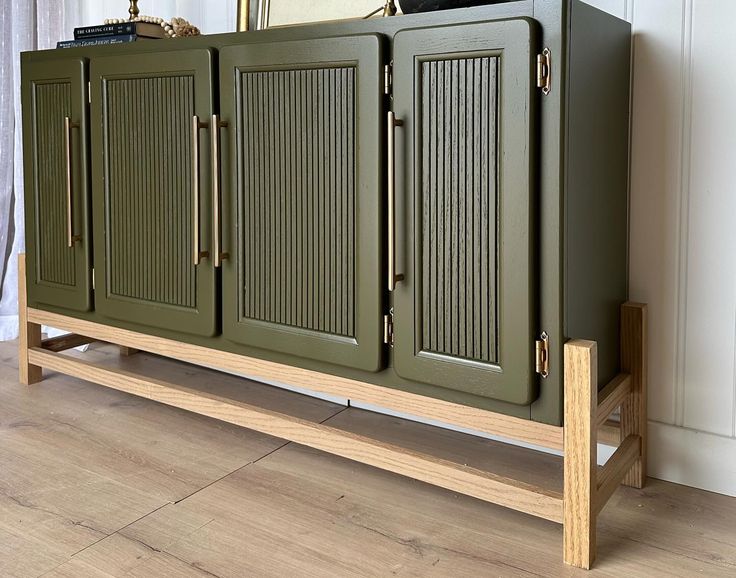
90, 49, 217, 336
420, 56, 498, 364
20, 1, 632, 426
220, 35, 385, 372
564, 0, 631, 389
22, 58, 92, 312
392, 19, 539, 405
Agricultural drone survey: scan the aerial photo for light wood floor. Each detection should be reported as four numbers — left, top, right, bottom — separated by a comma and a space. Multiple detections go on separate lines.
1, 341, 735, 577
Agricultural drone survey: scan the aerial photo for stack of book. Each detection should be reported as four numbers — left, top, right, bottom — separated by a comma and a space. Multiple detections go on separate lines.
57, 21, 165, 49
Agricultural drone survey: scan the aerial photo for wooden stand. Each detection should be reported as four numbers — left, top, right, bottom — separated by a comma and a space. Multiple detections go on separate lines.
17, 254, 646, 569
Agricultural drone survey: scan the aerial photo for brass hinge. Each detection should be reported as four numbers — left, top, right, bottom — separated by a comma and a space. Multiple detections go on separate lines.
384, 62, 392, 96
535, 331, 549, 378
383, 311, 394, 345
537, 48, 551, 95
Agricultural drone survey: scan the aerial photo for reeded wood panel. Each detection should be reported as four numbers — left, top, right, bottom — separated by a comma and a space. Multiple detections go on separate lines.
393, 21, 536, 405
34, 82, 75, 287
220, 35, 383, 372
104, 75, 196, 309
239, 67, 355, 338
420, 57, 498, 364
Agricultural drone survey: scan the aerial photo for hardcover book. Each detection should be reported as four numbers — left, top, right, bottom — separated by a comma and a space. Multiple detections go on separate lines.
73, 22, 165, 39
57, 35, 139, 49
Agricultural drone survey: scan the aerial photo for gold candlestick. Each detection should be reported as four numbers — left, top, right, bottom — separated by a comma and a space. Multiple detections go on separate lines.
129, 0, 139, 20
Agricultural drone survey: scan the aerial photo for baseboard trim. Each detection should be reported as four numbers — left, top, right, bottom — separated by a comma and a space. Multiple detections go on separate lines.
648, 420, 736, 497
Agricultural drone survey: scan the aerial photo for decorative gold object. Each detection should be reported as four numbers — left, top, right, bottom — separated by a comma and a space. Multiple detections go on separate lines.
364, 0, 398, 19
128, 0, 139, 21
237, 0, 250, 31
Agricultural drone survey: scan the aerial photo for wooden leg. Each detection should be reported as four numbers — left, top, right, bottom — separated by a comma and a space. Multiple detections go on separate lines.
620, 302, 647, 489
563, 339, 598, 569
119, 346, 139, 356
18, 254, 42, 385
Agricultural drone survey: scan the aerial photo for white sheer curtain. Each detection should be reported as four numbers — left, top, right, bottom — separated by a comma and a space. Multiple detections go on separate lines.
0, 0, 235, 341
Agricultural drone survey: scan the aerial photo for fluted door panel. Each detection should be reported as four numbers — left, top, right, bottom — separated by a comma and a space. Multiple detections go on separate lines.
392, 20, 538, 405
22, 58, 92, 312
420, 57, 499, 364
239, 67, 355, 338
221, 35, 385, 372
104, 75, 196, 309
90, 49, 217, 337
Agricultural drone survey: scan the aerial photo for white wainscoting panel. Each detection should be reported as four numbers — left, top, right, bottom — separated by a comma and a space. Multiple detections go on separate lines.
604, 0, 736, 494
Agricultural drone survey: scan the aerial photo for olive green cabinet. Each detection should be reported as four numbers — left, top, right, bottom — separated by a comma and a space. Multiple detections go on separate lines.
219, 35, 385, 371
391, 20, 538, 405
21, 0, 631, 426
22, 58, 92, 312
89, 49, 218, 336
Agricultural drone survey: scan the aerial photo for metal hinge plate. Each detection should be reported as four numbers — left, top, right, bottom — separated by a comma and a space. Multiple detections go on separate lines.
535, 331, 549, 378
383, 312, 394, 345
384, 63, 392, 96
537, 48, 551, 95
88, 81, 91, 104
92, 267, 95, 291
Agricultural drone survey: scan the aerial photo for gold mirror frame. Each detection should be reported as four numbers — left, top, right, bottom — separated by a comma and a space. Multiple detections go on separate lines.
241, 0, 396, 31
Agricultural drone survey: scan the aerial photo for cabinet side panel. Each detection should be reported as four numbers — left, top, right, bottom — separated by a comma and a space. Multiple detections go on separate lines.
565, 0, 631, 388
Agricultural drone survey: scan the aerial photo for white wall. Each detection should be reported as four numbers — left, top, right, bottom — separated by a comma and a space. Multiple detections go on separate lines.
68, 0, 736, 495
586, 0, 736, 496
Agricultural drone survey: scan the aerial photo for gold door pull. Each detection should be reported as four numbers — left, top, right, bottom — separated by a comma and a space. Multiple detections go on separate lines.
211, 114, 229, 268
192, 115, 210, 265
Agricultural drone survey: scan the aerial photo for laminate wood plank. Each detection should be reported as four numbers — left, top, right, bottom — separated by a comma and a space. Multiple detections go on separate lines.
116, 443, 735, 578
620, 302, 647, 488
27, 307, 565, 450
596, 373, 631, 426
18, 255, 42, 384
28, 347, 564, 523
120, 444, 568, 578
0, 339, 343, 577
564, 339, 598, 569
2, 339, 735, 576
324, 407, 563, 498
596, 434, 641, 514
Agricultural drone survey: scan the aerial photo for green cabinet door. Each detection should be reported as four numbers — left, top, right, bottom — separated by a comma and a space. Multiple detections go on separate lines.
220, 36, 385, 371
22, 58, 92, 312
90, 50, 217, 336
392, 20, 539, 405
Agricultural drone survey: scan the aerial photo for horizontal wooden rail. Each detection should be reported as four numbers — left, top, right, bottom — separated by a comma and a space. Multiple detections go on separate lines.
595, 434, 641, 514
29, 347, 564, 523
27, 308, 564, 451
596, 373, 631, 427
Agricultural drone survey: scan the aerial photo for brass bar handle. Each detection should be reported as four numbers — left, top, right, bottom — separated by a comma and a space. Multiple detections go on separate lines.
387, 110, 404, 291
192, 115, 210, 265
211, 114, 229, 268
64, 117, 81, 248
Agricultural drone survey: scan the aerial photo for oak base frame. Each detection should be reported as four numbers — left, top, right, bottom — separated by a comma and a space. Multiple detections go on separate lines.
17, 255, 646, 569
